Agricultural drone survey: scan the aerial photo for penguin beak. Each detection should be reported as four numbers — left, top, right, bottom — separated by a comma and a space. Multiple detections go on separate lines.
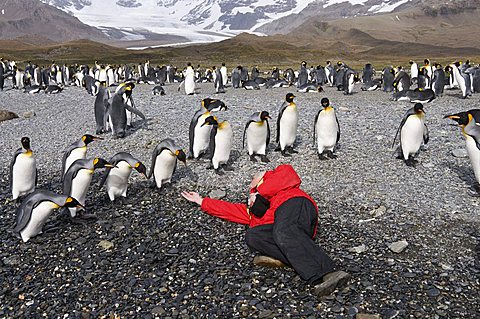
105, 164, 116, 168
444, 115, 459, 120
92, 136, 104, 141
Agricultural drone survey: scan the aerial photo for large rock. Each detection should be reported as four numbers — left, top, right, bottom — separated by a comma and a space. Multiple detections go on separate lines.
388, 240, 408, 253
0, 110, 19, 122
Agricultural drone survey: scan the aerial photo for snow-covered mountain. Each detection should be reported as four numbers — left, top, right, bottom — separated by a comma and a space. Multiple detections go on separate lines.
39, 0, 416, 46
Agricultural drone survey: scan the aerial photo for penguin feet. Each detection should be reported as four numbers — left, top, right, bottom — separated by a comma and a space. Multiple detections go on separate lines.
249, 155, 257, 162
281, 150, 291, 157
214, 168, 225, 176
405, 158, 416, 167
274, 146, 281, 152
206, 163, 214, 170
326, 150, 337, 159
260, 155, 270, 163
223, 165, 234, 172
287, 146, 298, 154
318, 153, 328, 161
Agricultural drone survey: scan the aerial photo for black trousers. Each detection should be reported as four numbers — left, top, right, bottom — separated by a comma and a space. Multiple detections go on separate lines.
245, 197, 336, 284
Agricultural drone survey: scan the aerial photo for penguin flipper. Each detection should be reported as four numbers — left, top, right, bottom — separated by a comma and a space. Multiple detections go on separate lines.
423, 124, 429, 144
336, 114, 341, 144
276, 102, 288, 143
266, 120, 271, 146
9, 148, 22, 193
313, 110, 320, 146
125, 104, 146, 120
209, 127, 217, 161
392, 108, 415, 148
243, 121, 254, 149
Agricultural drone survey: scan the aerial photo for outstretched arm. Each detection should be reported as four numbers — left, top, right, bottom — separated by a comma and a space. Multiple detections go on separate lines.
181, 191, 250, 225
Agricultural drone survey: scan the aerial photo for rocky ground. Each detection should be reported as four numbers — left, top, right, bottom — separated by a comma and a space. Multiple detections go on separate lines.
0, 81, 479, 318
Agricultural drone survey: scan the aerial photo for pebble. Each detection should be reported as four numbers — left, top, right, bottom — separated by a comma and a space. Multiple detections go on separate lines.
209, 189, 226, 199
451, 148, 467, 158
356, 315, 380, 319
388, 240, 408, 253
2, 256, 21, 266
348, 244, 367, 254
22, 111, 35, 118
98, 240, 114, 250
427, 288, 441, 297
370, 206, 386, 217
0, 110, 19, 121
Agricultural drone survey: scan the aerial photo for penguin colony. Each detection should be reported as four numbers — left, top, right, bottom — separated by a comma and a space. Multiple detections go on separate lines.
4, 58, 480, 242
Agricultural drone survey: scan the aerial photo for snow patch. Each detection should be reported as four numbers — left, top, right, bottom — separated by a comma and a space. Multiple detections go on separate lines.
368, 0, 411, 13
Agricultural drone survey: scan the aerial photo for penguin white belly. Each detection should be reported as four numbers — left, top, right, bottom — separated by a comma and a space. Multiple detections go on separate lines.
193, 117, 212, 158
106, 162, 132, 201
348, 75, 355, 93
400, 116, 424, 159
12, 154, 36, 199
247, 123, 268, 155
20, 201, 57, 242
465, 136, 480, 183
185, 74, 195, 95
212, 128, 233, 169
15, 72, 23, 88
153, 150, 177, 187
68, 169, 93, 217
279, 108, 298, 149
56, 72, 62, 84
65, 147, 87, 174
316, 112, 338, 153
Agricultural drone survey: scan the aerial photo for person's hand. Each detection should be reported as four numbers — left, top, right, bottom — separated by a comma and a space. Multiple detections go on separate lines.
181, 191, 203, 206
248, 192, 258, 207
249, 171, 266, 190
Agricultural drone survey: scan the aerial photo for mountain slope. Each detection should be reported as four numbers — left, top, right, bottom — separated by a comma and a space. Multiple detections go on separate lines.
0, 0, 107, 42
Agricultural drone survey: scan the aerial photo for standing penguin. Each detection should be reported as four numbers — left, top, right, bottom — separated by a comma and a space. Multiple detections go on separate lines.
243, 111, 271, 162
313, 98, 340, 160
107, 83, 146, 138
445, 110, 480, 193
220, 63, 228, 86
61, 134, 102, 179
382, 67, 395, 92
10, 137, 37, 202
392, 103, 429, 166
63, 158, 114, 217
213, 66, 225, 93
449, 63, 470, 99
297, 61, 308, 88
325, 61, 335, 87
188, 98, 227, 159
13, 190, 83, 242
432, 64, 446, 97
231, 66, 242, 89
343, 69, 360, 95
202, 116, 233, 175
409, 60, 419, 84
148, 138, 187, 189
179, 63, 195, 95
99, 152, 147, 202
275, 93, 298, 156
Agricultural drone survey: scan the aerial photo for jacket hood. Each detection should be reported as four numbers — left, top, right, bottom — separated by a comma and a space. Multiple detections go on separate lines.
256, 164, 301, 200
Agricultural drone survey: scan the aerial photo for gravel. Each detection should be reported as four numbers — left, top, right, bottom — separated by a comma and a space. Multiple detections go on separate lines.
0, 81, 479, 318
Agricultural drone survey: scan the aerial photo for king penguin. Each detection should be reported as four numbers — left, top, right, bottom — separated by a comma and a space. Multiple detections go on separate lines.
202, 116, 233, 175
445, 110, 480, 194
99, 152, 147, 202
148, 138, 187, 188
63, 158, 114, 218
392, 103, 429, 166
313, 98, 340, 160
275, 93, 298, 156
243, 111, 271, 162
13, 190, 83, 242
10, 137, 37, 203
94, 81, 110, 134
188, 98, 227, 159
61, 134, 102, 180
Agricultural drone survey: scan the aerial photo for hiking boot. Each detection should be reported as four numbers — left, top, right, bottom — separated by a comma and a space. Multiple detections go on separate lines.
314, 270, 351, 297
253, 255, 285, 268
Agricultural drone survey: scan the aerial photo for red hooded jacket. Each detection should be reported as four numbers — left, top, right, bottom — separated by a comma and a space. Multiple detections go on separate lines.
200, 164, 318, 237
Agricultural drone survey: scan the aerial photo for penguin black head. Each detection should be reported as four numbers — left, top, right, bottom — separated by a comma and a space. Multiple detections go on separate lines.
201, 116, 218, 127
187, 62, 192, 67
414, 103, 425, 113
64, 196, 84, 209
444, 112, 469, 126
222, 63, 225, 66
202, 98, 227, 112
82, 134, 102, 145
134, 162, 147, 177
21, 137, 31, 151
285, 93, 295, 103
175, 150, 187, 164
260, 111, 271, 121
301, 61, 307, 67
409, 60, 414, 65
321, 98, 330, 108
93, 158, 115, 169
424, 59, 430, 65
389, 68, 395, 74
